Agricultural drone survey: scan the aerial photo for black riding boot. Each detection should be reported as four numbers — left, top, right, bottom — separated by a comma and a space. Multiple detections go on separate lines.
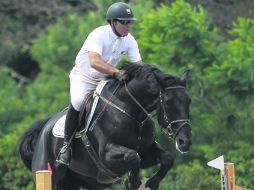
56, 104, 79, 166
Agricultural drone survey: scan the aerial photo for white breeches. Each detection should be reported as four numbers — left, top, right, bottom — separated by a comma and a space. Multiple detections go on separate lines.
69, 72, 101, 111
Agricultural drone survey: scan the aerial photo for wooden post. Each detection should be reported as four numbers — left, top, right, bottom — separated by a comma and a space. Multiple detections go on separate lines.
36, 170, 52, 190
225, 163, 235, 190
224, 163, 250, 190
235, 186, 249, 190
208, 156, 250, 190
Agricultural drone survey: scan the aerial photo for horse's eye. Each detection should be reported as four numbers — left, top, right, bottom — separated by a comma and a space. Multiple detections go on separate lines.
164, 92, 174, 101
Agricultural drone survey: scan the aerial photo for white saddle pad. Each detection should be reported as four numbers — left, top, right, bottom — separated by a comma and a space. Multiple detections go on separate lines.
52, 114, 82, 138
52, 80, 109, 139
52, 114, 79, 138
52, 115, 67, 138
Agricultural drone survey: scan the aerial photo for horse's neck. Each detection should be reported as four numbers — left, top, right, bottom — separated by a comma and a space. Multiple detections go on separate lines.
120, 83, 158, 113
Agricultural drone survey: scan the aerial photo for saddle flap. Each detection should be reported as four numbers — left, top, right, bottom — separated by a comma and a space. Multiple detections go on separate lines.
52, 80, 109, 139
79, 93, 93, 126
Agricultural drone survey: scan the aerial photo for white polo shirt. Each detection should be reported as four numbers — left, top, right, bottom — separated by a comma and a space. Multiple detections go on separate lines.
73, 24, 142, 79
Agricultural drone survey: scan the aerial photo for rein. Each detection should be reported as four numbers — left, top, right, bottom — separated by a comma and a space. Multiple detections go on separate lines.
159, 86, 190, 139
93, 82, 190, 140
94, 81, 153, 128
124, 81, 154, 127
89, 82, 122, 131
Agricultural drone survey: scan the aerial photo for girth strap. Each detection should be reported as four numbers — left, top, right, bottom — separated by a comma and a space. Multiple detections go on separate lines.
84, 140, 119, 180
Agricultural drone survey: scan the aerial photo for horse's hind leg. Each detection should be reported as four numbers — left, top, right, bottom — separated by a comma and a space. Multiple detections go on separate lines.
53, 169, 80, 190
58, 178, 80, 190
140, 141, 174, 190
104, 143, 141, 189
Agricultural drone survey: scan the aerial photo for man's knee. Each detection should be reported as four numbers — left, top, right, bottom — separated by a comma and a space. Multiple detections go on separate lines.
71, 96, 85, 111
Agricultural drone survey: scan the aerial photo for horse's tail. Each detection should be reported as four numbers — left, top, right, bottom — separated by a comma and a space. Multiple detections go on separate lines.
19, 118, 49, 170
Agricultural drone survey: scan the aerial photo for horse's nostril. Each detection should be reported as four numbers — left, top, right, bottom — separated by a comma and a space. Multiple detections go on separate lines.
178, 139, 185, 146
178, 139, 192, 146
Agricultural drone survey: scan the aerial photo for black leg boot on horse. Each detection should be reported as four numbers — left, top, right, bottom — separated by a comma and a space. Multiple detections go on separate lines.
56, 104, 80, 166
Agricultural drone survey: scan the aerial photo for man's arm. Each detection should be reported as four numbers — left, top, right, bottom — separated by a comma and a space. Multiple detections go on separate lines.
88, 51, 119, 75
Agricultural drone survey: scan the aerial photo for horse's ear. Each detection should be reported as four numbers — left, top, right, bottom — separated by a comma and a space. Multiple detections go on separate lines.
181, 70, 190, 86
152, 69, 166, 86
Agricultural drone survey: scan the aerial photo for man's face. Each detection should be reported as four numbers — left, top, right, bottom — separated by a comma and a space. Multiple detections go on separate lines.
114, 20, 133, 37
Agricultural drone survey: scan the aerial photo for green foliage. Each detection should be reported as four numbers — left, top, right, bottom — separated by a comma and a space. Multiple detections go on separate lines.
0, 0, 95, 66
207, 18, 254, 95
93, 0, 116, 15
130, 0, 153, 36
31, 13, 104, 73
160, 160, 218, 190
0, 67, 17, 97
197, 17, 254, 151
0, 121, 34, 190
25, 66, 69, 116
138, 0, 220, 75
0, 67, 29, 134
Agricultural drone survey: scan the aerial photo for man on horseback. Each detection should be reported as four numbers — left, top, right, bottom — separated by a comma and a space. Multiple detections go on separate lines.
56, 2, 143, 166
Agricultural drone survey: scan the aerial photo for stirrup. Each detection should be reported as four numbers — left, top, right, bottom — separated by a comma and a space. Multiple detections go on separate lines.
56, 145, 72, 166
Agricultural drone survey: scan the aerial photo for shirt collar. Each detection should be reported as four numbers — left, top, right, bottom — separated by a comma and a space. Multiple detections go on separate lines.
107, 24, 127, 40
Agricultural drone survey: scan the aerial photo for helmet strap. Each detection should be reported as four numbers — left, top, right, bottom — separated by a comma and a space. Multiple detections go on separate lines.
110, 20, 122, 37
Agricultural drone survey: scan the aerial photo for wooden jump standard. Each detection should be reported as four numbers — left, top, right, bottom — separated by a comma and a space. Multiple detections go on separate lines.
35, 170, 151, 190
38, 157, 250, 190
208, 156, 250, 190
36, 170, 52, 190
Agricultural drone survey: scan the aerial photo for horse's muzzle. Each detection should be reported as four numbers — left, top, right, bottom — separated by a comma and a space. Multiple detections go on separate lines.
175, 138, 192, 154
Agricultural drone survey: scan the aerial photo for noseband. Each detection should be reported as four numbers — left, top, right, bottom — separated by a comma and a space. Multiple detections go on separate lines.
159, 86, 190, 139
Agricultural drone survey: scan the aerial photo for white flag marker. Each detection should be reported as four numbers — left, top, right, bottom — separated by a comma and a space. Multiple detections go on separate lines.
207, 155, 225, 170
208, 156, 227, 190
208, 156, 249, 190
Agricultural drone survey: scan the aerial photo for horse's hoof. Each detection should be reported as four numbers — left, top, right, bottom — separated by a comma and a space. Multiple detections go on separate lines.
139, 177, 151, 190
122, 179, 130, 190
122, 178, 144, 190
145, 178, 159, 190
122, 180, 129, 190
122, 179, 139, 190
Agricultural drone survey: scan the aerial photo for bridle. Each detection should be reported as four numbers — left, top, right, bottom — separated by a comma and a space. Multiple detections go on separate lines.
125, 83, 190, 140
94, 81, 190, 140
159, 86, 190, 139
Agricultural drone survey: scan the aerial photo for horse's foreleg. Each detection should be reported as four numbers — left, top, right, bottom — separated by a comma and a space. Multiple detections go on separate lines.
140, 141, 174, 190
104, 143, 141, 189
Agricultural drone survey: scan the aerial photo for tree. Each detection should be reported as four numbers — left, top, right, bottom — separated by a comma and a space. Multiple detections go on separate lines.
0, 0, 96, 80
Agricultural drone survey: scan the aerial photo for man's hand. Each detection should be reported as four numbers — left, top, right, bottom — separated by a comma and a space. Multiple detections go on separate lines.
112, 70, 128, 81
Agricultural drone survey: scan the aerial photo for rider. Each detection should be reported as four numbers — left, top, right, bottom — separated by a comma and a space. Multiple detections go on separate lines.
56, 2, 143, 165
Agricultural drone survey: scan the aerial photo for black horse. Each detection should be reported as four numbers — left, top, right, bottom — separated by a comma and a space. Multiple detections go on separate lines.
19, 63, 192, 190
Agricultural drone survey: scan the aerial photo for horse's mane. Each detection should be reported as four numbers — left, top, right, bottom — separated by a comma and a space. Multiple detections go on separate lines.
120, 63, 185, 88
106, 63, 185, 88
106, 62, 144, 82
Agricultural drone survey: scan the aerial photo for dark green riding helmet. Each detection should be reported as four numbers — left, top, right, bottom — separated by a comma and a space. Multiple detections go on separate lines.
106, 2, 136, 21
